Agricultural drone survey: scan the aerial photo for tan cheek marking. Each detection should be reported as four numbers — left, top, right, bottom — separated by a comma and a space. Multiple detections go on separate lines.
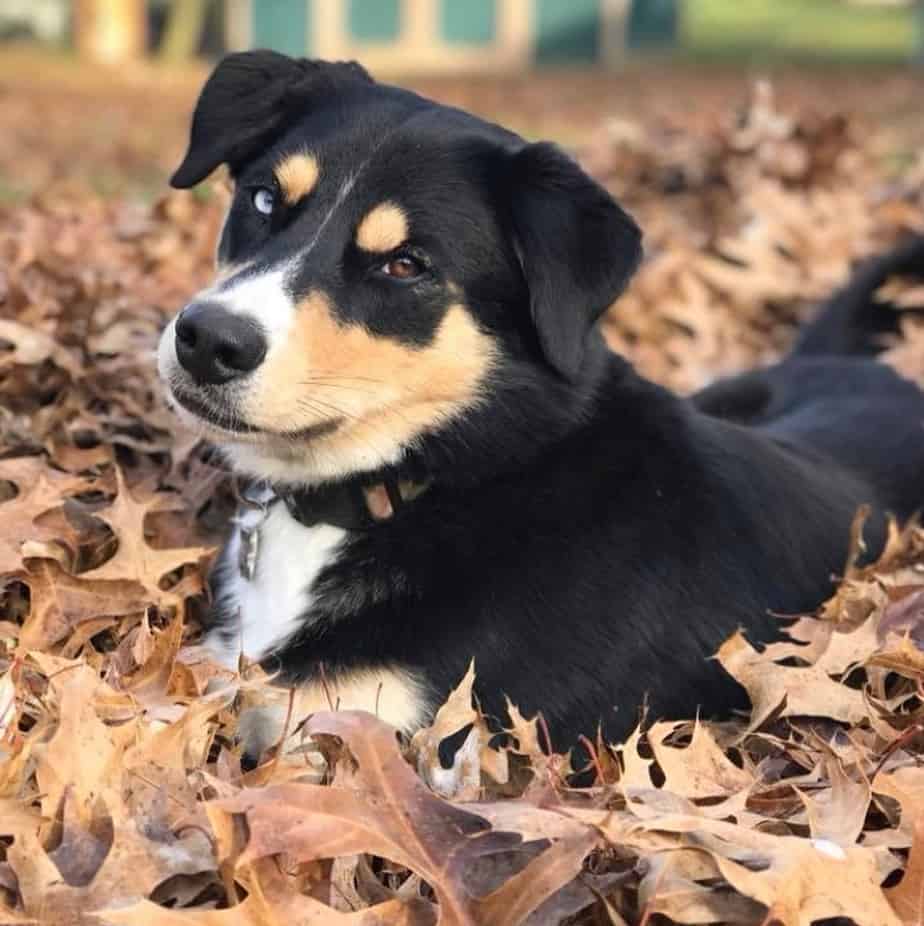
245, 293, 496, 453
355, 202, 408, 253
297, 303, 496, 474
274, 152, 320, 206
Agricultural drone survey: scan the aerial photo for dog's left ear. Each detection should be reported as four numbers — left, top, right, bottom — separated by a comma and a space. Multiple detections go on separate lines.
171, 50, 371, 188
508, 142, 642, 381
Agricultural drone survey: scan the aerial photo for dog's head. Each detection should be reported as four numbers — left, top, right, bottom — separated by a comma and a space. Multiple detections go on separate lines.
158, 51, 642, 485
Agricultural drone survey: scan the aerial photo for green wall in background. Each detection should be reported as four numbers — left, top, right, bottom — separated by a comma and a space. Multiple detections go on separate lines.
348, 0, 401, 42
252, 0, 310, 57
441, 0, 496, 46
535, 0, 600, 62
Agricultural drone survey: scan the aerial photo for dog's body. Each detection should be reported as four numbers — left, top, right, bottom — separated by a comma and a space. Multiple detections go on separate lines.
159, 52, 924, 758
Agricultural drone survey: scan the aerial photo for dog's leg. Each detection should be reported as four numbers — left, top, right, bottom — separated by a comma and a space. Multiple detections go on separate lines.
237, 667, 431, 766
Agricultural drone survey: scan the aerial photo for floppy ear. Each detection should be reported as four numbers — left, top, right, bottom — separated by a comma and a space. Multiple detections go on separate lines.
508, 142, 642, 380
171, 50, 371, 188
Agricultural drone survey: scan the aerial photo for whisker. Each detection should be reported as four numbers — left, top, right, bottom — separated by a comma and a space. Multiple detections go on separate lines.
297, 396, 430, 450
296, 381, 378, 395
293, 397, 362, 425
298, 374, 391, 386
286, 396, 410, 462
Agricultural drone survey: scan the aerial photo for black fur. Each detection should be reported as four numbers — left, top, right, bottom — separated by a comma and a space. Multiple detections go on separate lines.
507, 141, 641, 379
171, 52, 373, 188
172, 53, 924, 751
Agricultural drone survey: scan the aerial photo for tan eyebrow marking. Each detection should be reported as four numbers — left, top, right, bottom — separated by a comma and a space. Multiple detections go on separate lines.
274, 152, 320, 205
355, 202, 408, 253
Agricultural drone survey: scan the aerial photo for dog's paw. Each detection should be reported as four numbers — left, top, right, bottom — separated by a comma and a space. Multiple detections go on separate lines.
237, 700, 288, 768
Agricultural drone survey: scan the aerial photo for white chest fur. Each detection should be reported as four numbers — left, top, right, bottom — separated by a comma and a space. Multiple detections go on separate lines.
208, 500, 346, 667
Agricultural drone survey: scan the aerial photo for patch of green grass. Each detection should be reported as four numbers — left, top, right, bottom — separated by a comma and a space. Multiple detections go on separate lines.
683, 0, 917, 64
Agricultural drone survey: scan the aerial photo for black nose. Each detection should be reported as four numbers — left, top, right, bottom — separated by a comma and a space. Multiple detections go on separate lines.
174, 302, 267, 385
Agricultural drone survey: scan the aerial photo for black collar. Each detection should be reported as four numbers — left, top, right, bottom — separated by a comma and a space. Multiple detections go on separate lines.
239, 477, 430, 532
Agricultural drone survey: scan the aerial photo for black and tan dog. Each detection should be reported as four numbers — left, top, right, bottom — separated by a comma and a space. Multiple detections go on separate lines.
159, 51, 924, 761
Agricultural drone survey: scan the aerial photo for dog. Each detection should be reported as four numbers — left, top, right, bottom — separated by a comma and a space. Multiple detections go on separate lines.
158, 50, 924, 763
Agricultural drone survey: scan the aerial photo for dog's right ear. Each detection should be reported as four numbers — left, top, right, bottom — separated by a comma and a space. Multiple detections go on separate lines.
171, 50, 371, 188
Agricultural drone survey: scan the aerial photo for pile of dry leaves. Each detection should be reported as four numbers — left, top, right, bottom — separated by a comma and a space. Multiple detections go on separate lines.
2, 81, 924, 925
585, 80, 924, 391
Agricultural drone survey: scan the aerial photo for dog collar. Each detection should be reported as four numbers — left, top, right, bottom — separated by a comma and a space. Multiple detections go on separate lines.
280, 477, 430, 532
237, 477, 430, 533
235, 477, 430, 581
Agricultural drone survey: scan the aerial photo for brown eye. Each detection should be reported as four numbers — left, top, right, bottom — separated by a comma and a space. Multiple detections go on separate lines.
381, 256, 424, 280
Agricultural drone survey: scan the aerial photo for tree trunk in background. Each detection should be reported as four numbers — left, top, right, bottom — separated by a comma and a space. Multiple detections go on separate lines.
74, 0, 146, 64
158, 0, 209, 62
601, 0, 632, 64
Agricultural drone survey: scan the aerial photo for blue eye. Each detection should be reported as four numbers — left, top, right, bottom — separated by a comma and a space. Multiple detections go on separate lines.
252, 187, 275, 216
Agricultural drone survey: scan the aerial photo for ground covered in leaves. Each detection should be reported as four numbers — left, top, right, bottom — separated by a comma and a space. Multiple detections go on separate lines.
2, 59, 924, 925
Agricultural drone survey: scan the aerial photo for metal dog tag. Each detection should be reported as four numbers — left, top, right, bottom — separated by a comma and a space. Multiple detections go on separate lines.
235, 480, 274, 582
238, 524, 261, 582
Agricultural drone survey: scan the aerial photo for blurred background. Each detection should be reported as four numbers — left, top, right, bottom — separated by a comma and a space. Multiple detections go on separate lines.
4, 1, 923, 69
0, 1, 923, 394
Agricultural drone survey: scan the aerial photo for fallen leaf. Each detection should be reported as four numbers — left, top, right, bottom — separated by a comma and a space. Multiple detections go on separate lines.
647, 720, 753, 800
18, 559, 148, 651
797, 757, 870, 848
214, 710, 596, 926
0, 457, 93, 578
82, 468, 213, 601
717, 630, 869, 731
886, 813, 924, 925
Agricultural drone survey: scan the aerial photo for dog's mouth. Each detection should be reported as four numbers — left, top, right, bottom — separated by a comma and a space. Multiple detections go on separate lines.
166, 385, 343, 442
168, 386, 259, 435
